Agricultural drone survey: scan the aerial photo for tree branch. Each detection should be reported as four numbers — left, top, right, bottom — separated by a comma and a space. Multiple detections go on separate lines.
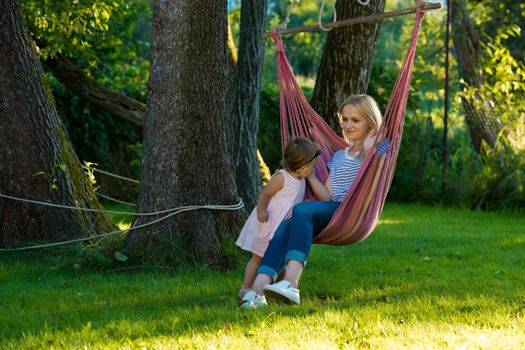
44, 55, 145, 128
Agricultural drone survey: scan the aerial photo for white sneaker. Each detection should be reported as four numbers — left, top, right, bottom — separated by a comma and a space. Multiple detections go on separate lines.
240, 290, 267, 309
263, 280, 300, 304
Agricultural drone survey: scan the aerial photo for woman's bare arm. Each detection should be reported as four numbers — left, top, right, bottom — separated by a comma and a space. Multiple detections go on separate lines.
306, 173, 332, 201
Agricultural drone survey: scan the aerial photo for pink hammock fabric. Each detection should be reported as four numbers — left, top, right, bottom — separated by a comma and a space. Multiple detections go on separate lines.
271, 4, 424, 245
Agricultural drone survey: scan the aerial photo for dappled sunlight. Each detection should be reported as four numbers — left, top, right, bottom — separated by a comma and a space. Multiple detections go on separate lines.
499, 235, 525, 247
116, 221, 131, 231
8, 309, 523, 349
378, 218, 405, 225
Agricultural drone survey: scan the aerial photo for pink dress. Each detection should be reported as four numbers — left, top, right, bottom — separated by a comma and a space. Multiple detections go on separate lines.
236, 169, 306, 257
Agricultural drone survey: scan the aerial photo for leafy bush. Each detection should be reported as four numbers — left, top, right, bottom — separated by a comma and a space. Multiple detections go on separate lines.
469, 131, 525, 210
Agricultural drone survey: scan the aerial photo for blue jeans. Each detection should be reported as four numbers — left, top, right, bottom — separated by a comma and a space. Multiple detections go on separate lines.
256, 201, 341, 280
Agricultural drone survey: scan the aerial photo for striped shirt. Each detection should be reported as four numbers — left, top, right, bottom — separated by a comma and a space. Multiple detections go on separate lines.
327, 148, 362, 202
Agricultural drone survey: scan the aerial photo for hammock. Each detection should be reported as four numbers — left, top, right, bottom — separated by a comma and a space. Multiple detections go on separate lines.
271, 4, 424, 245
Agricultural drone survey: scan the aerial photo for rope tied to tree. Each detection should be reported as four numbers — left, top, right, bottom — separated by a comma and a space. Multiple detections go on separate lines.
0, 193, 244, 251
0, 192, 243, 217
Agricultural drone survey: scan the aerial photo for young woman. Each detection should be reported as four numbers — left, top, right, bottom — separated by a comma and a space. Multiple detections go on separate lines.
241, 94, 384, 309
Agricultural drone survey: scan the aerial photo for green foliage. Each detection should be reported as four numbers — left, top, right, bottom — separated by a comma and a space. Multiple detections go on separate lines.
21, 0, 124, 60
20, 0, 149, 200
266, 0, 327, 76
258, 79, 281, 173
470, 0, 525, 61
81, 161, 99, 192
258, 74, 315, 172
470, 137, 525, 209
477, 26, 524, 126
1, 203, 524, 348
458, 27, 525, 209
20, 0, 150, 70
389, 114, 444, 203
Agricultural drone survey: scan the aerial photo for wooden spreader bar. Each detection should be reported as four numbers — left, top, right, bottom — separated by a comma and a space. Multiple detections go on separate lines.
264, 1, 441, 37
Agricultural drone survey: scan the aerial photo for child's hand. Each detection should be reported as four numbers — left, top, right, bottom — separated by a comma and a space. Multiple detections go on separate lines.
257, 209, 269, 222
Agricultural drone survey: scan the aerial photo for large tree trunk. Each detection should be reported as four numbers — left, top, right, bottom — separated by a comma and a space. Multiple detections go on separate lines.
124, 0, 244, 266
230, 0, 268, 212
311, 0, 385, 132
0, 0, 114, 247
451, 0, 501, 151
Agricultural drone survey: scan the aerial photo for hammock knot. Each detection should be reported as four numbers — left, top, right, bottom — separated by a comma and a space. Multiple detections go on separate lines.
270, 29, 286, 52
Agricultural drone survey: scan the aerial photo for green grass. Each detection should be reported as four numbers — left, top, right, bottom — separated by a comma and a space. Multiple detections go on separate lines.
1, 203, 523, 349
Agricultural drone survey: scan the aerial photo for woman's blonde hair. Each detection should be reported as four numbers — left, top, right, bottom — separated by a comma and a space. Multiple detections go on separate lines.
337, 94, 383, 136
281, 137, 321, 172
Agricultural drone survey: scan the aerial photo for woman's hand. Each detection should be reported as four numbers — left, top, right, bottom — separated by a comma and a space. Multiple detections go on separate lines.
363, 132, 378, 152
363, 128, 386, 154
306, 172, 318, 182
307, 172, 332, 201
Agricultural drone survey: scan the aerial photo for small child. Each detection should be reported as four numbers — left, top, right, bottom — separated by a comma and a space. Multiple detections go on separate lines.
236, 137, 322, 298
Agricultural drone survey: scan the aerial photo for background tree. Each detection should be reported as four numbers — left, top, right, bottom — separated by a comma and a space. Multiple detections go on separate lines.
123, 0, 244, 266
311, 0, 385, 131
0, 0, 114, 247
451, 0, 502, 151
230, 0, 268, 212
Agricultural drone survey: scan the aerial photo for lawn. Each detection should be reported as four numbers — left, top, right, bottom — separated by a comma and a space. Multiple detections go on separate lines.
0, 203, 523, 349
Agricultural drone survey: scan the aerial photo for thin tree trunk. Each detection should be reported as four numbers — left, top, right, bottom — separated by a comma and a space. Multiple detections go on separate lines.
451, 0, 501, 151
230, 0, 268, 212
0, 0, 114, 247
124, 0, 243, 266
311, 0, 385, 132
442, 0, 451, 198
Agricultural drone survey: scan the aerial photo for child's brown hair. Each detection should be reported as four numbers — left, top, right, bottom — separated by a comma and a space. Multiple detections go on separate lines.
281, 137, 321, 172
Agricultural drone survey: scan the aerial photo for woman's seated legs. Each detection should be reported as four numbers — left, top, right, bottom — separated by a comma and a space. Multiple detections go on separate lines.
283, 200, 341, 264
254, 219, 292, 288
254, 201, 340, 291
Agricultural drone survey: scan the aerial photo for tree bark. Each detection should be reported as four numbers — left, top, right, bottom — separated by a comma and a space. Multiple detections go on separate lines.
230, 0, 268, 212
123, 0, 244, 266
44, 55, 146, 128
311, 0, 385, 133
0, 0, 114, 247
451, 0, 501, 151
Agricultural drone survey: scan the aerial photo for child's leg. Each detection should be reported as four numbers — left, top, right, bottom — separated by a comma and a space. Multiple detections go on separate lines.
239, 254, 263, 297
